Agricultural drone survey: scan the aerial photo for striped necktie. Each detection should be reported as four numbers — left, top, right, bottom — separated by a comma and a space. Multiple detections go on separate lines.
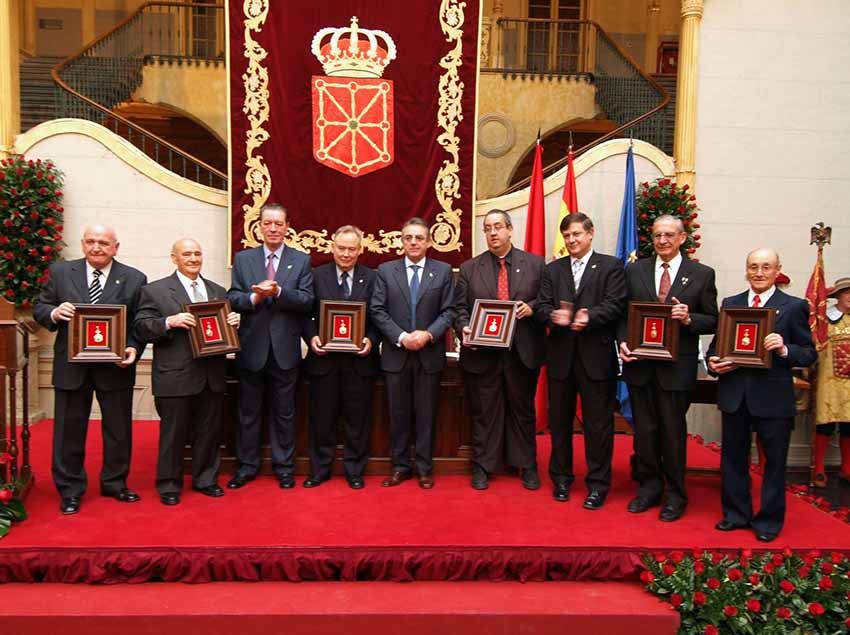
89, 269, 103, 303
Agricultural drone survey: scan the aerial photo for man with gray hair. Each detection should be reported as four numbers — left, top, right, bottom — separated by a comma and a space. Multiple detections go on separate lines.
34, 224, 147, 515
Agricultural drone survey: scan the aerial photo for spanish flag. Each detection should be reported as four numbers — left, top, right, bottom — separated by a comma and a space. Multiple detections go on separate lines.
552, 147, 578, 259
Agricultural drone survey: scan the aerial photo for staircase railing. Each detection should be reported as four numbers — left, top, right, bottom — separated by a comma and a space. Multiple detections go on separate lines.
485, 18, 669, 196
52, 1, 227, 190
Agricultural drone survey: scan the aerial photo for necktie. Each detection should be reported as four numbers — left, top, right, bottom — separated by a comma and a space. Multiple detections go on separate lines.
752, 294, 761, 308
89, 269, 103, 303
191, 280, 203, 302
409, 264, 420, 330
266, 253, 277, 280
340, 271, 351, 299
572, 259, 583, 290
658, 263, 671, 302
497, 258, 509, 300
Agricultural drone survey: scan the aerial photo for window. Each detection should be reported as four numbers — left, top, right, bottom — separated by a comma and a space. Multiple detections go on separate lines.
526, 0, 582, 73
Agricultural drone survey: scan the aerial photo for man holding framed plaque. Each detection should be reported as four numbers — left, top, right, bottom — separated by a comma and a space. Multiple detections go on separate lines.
455, 210, 544, 491
618, 215, 717, 522
134, 239, 241, 506
536, 213, 626, 507
302, 226, 380, 489
707, 248, 816, 542
34, 224, 147, 515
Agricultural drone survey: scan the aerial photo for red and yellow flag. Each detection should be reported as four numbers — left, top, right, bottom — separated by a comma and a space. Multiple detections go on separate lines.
552, 147, 578, 259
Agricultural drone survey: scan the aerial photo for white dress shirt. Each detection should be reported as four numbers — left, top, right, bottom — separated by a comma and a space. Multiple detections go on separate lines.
86, 260, 112, 288
747, 286, 775, 307
654, 253, 683, 295
570, 249, 593, 289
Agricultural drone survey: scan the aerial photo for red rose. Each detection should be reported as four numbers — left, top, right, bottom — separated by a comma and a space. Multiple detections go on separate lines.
763, 563, 775, 574
694, 234, 701, 240
21, 225, 31, 233
683, 219, 691, 226
779, 580, 795, 593
682, 184, 689, 191
18, 239, 26, 247
37, 228, 48, 236
693, 592, 706, 605
807, 550, 821, 559
640, 571, 655, 584
3, 252, 13, 260
654, 552, 667, 563
0, 172, 4, 180
771, 554, 784, 566
703, 626, 717, 635
677, 205, 685, 212
10, 187, 17, 195
42, 245, 53, 253
27, 159, 33, 166
46, 217, 55, 225
47, 174, 55, 181
808, 602, 825, 616
746, 599, 761, 613
776, 607, 792, 619
22, 180, 30, 188
749, 573, 759, 585
29, 211, 39, 220
16, 167, 23, 176
821, 561, 833, 574
642, 191, 649, 198
707, 577, 721, 590
782, 547, 793, 557
694, 561, 705, 574
723, 605, 738, 617
663, 564, 675, 576
0, 489, 13, 503
28, 249, 38, 257
46, 162, 53, 168
652, 190, 660, 198
0, 236, 7, 243
711, 552, 723, 565
818, 577, 833, 591
648, 204, 655, 210
2, 220, 12, 228
4, 289, 14, 298
798, 566, 810, 578
727, 568, 742, 581
56, 190, 63, 196
670, 593, 683, 607
36, 170, 43, 178
670, 551, 684, 563
56, 224, 63, 231
38, 187, 47, 195
845, 617, 850, 628
640, 213, 648, 220
20, 281, 29, 289
831, 552, 843, 564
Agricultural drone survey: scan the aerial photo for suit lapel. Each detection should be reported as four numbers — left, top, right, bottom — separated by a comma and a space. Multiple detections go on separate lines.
203, 276, 224, 301
392, 260, 412, 307
510, 250, 527, 301
477, 254, 498, 299
98, 261, 124, 304
574, 252, 599, 301
253, 246, 268, 284
275, 246, 295, 287
70, 259, 89, 302
349, 265, 367, 301
764, 288, 787, 321
639, 258, 657, 300
417, 259, 437, 298
169, 273, 192, 307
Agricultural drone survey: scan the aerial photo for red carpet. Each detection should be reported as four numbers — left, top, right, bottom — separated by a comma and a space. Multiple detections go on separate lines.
2, 419, 850, 583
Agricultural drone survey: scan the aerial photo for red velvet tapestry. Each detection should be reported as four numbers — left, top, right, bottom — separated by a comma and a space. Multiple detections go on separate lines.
227, 0, 480, 267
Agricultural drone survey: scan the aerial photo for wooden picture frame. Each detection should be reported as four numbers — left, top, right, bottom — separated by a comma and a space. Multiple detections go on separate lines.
183, 300, 241, 358
466, 299, 518, 349
626, 302, 679, 362
68, 304, 126, 363
715, 307, 776, 369
319, 300, 366, 353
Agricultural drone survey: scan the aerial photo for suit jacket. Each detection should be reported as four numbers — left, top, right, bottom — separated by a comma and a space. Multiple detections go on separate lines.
617, 256, 718, 391
707, 289, 816, 418
33, 258, 147, 391
301, 262, 380, 377
454, 248, 544, 373
536, 252, 627, 381
133, 272, 228, 397
227, 245, 314, 372
370, 257, 456, 374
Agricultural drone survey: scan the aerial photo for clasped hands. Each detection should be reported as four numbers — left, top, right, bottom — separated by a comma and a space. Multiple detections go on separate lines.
251, 279, 279, 302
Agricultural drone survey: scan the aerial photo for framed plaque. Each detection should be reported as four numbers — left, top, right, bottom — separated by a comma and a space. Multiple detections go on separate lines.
466, 299, 518, 349
626, 302, 679, 362
69, 304, 126, 362
183, 300, 241, 358
319, 300, 366, 352
715, 307, 776, 369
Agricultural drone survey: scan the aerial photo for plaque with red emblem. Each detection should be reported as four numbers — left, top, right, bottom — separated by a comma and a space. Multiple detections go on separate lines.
69, 304, 126, 362
183, 300, 241, 358
466, 299, 518, 349
716, 307, 775, 369
319, 300, 366, 352
626, 302, 679, 361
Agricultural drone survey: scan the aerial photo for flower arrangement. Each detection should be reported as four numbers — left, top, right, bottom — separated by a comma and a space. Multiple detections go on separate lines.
0, 453, 27, 539
641, 549, 850, 634
637, 178, 700, 259
0, 155, 65, 309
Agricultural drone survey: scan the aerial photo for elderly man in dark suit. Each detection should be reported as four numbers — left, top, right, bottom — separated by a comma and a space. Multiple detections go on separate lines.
536, 212, 626, 508
371, 217, 455, 489
302, 225, 380, 489
618, 214, 718, 522
226, 203, 314, 490
455, 209, 544, 491
134, 238, 241, 505
34, 224, 147, 515
707, 248, 816, 542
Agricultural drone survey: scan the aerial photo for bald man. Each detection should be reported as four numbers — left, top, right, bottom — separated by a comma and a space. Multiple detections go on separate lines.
34, 225, 147, 515
134, 239, 240, 506
707, 248, 816, 542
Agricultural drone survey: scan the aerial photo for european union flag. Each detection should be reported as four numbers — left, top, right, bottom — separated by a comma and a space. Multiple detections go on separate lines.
615, 145, 638, 424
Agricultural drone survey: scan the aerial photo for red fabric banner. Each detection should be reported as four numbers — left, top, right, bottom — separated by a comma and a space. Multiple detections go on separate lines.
806, 247, 828, 351
227, 0, 479, 267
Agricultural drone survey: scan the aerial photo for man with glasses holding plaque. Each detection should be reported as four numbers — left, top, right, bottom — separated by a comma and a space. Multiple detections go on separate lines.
371, 217, 455, 489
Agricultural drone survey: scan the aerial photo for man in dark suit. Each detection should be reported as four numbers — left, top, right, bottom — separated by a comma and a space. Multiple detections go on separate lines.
226, 203, 314, 490
707, 248, 816, 542
34, 224, 147, 515
134, 239, 241, 505
536, 212, 626, 507
618, 214, 718, 521
455, 210, 544, 491
371, 217, 455, 489
302, 225, 380, 489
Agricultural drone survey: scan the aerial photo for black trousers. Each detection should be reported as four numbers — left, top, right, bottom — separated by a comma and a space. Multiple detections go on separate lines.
548, 359, 616, 494
628, 376, 690, 506
52, 384, 133, 498
721, 401, 792, 536
464, 352, 538, 473
384, 353, 441, 476
235, 354, 298, 478
154, 386, 224, 495
307, 365, 374, 480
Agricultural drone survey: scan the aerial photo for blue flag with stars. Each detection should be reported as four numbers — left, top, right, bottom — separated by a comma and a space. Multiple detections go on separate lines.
615, 145, 638, 424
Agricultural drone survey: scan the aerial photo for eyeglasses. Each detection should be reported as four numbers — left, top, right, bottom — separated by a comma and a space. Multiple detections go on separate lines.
402, 234, 428, 243
652, 232, 681, 241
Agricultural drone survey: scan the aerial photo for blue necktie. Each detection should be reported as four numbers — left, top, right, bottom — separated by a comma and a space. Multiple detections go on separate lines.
341, 271, 351, 299
409, 264, 420, 330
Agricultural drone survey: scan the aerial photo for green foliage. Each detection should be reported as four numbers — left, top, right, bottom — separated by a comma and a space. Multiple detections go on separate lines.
636, 178, 701, 259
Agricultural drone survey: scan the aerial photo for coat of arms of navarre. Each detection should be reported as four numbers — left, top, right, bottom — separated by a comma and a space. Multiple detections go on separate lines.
311, 17, 397, 177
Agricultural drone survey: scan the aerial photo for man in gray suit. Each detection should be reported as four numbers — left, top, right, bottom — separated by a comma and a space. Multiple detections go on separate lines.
226, 203, 314, 489
134, 239, 241, 505
371, 217, 456, 489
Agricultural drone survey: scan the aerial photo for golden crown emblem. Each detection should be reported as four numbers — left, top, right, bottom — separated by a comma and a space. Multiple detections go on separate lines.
311, 16, 397, 78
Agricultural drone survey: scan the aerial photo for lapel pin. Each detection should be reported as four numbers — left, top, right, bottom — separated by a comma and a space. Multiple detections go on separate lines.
516, 268, 521, 273
115, 280, 121, 284
591, 264, 597, 269
429, 272, 434, 277
287, 264, 292, 269
681, 277, 689, 285
358, 279, 363, 284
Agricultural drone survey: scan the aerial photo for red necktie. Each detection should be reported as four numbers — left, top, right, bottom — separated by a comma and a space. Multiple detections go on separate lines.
752, 294, 761, 308
497, 257, 509, 300
266, 253, 276, 280
657, 263, 671, 302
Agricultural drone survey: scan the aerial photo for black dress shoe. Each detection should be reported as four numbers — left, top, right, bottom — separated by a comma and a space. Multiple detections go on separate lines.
583, 490, 606, 510
302, 476, 326, 488
60, 496, 81, 515
471, 467, 489, 491
382, 471, 412, 487
659, 502, 686, 522
553, 483, 570, 502
715, 519, 749, 532
627, 495, 660, 514
347, 476, 365, 489
418, 475, 435, 489
103, 488, 140, 503
193, 484, 224, 498
227, 473, 256, 489
521, 468, 541, 490
160, 493, 181, 506
278, 475, 296, 489
756, 531, 777, 543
